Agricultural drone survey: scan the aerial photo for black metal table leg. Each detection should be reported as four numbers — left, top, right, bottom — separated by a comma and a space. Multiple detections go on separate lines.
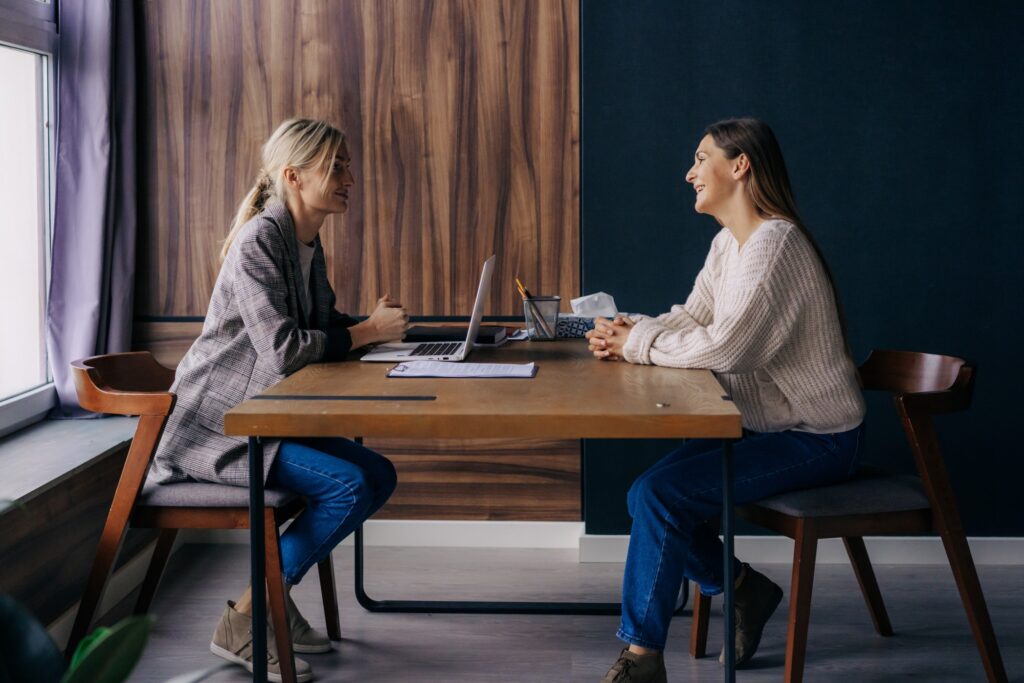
350, 433, 686, 617
248, 436, 266, 683
722, 439, 735, 683
352, 525, 688, 616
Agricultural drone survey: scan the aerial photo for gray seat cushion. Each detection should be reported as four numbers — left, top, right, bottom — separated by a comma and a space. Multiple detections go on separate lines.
139, 480, 297, 508
751, 472, 929, 518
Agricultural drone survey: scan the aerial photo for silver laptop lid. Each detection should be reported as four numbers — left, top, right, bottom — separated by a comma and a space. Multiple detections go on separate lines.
462, 255, 496, 355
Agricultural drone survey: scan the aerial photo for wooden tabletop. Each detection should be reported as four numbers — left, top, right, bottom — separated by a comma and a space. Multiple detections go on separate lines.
224, 340, 742, 440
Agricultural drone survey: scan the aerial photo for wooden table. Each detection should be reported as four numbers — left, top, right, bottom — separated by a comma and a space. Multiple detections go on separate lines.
225, 340, 744, 682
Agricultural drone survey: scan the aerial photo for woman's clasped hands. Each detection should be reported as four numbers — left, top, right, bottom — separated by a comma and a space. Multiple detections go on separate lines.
586, 315, 635, 360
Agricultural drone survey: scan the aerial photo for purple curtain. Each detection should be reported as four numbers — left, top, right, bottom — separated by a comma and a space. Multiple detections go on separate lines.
46, 0, 137, 416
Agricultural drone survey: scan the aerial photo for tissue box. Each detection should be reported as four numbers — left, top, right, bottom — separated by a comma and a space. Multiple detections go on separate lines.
556, 314, 595, 338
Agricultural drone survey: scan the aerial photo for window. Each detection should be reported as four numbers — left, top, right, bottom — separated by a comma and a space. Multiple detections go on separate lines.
0, 5, 57, 437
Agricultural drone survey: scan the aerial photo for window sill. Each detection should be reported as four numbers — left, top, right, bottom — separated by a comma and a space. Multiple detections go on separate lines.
0, 384, 58, 438
0, 416, 138, 507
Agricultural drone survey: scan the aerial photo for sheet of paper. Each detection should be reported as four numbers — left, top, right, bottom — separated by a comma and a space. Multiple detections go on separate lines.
387, 361, 536, 378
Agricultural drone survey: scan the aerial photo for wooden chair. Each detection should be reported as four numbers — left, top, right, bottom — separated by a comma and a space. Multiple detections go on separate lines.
689, 350, 1007, 683
68, 352, 341, 683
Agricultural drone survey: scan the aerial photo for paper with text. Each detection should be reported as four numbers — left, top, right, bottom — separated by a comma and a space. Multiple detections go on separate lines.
387, 361, 537, 378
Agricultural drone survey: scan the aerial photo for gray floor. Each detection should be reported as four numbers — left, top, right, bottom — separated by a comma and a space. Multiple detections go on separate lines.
127, 543, 1023, 682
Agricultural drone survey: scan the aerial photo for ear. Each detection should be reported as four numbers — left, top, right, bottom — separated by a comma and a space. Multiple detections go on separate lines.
731, 153, 751, 180
282, 166, 301, 188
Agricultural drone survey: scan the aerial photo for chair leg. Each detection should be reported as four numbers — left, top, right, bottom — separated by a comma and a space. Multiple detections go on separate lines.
67, 504, 132, 656
317, 553, 341, 641
842, 536, 893, 637
937, 526, 1008, 682
265, 509, 298, 683
135, 529, 178, 615
784, 520, 818, 683
690, 584, 711, 658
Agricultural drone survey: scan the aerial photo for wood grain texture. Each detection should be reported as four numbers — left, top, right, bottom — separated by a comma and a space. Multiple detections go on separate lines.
137, 0, 579, 318
132, 321, 204, 369
224, 341, 743, 439
132, 321, 582, 521
368, 438, 580, 521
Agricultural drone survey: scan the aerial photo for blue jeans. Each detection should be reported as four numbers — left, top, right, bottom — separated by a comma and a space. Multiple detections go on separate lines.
617, 425, 864, 650
267, 438, 397, 585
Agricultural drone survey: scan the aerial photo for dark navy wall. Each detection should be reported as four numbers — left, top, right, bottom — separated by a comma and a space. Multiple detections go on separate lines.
581, 2, 1024, 535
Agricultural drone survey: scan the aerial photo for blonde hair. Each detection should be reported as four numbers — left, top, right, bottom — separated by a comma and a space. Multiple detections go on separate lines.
220, 118, 346, 262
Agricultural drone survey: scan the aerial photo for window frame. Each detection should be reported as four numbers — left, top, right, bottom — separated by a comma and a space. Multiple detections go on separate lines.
0, 0, 57, 54
0, 0, 57, 437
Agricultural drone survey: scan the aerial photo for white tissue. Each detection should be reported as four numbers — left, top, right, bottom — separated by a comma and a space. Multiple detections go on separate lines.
570, 291, 618, 317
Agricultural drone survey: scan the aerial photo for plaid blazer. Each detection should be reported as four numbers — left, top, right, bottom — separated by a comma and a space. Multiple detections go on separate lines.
150, 198, 356, 486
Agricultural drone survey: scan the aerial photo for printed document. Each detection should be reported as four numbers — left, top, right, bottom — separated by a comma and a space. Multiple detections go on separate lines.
387, 361, 536, 378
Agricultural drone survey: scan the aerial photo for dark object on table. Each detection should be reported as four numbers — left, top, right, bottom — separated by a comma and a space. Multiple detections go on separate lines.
404, 325, 507, 345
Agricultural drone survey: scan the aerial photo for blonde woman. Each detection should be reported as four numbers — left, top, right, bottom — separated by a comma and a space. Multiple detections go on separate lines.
591, 118, 865, 682
151, 118, 408, 681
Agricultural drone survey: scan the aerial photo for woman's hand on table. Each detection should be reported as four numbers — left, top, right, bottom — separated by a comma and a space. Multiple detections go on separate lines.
349, 296, 409, 348
586, 316, 634, 361
367, 295, 409, 342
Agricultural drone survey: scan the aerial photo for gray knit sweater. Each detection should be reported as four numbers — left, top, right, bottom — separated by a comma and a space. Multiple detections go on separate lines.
622, 220, 865, 434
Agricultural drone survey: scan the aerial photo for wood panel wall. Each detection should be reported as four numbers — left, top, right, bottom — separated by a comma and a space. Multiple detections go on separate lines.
369, 438, 579, 521
135, 0, 580, 521
137, 0, 579, 317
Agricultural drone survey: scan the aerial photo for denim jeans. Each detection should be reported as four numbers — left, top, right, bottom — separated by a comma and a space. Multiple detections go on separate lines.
617, 424, 864, 650
267, 437, 397, 585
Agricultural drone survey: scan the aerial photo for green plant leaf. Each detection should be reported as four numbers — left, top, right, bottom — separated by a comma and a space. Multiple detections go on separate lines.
61, 615, 153, 683
68, 625, 111, 670
0, 594, 66, 683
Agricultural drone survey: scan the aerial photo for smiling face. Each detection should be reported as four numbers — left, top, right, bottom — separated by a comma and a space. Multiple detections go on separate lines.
293, 140, 354, 216
684, 134, 739, 217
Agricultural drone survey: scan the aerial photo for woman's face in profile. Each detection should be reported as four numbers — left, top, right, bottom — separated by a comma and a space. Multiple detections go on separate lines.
295, 140, 355, 216
685, 134, 732, 217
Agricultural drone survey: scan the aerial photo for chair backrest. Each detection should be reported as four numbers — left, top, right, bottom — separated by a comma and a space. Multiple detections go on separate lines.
71, 351, 177, 417
857, 349, 975, 524
860, 350, 970, 397
70, 352, 178, 514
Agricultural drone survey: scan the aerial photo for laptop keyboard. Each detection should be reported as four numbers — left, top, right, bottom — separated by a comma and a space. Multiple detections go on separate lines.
410, 342, 463, 357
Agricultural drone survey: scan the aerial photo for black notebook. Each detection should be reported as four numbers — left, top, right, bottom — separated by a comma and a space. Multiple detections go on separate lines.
404, 325, 508, 345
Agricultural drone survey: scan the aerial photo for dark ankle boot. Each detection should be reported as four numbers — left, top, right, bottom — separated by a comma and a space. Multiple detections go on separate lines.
719, 563, 784, 667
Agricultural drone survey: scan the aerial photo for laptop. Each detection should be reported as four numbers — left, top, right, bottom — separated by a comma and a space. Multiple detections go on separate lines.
361, 255, 496, 362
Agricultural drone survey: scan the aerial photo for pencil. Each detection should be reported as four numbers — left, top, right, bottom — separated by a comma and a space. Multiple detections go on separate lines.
515, 277, 555, 338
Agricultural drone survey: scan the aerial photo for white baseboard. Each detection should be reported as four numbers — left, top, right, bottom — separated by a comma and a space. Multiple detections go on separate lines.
578, 534, 1024, 565
175, 522, 1024, 566
181, 520, 587, 549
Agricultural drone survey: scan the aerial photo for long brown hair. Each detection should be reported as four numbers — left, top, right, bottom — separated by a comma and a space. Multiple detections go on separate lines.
704, 117, 849, 345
